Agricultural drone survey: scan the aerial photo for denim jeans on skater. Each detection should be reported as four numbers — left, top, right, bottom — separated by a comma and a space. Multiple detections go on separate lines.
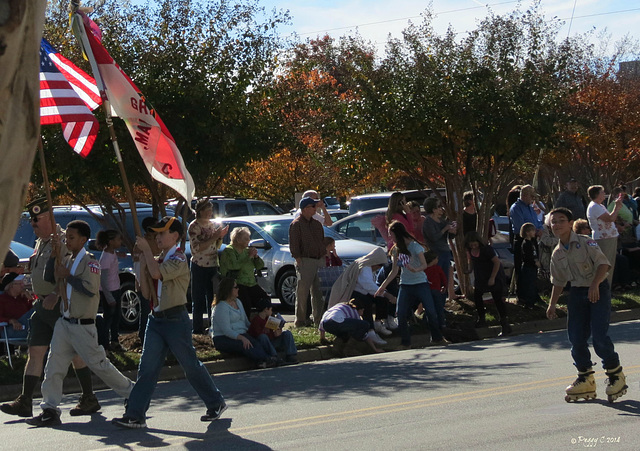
567, 280, 620, 372
213, 333, 272, 363
191, 263, 217, 333
396, 282, 443, 345
125, 309, 224, 422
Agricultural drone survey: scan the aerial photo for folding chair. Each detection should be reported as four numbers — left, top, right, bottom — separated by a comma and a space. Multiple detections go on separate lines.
0, 322, 28, 369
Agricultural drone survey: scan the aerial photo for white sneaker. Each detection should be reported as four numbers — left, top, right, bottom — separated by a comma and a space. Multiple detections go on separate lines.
385, 316, 398, 330
369, 331, 387, 346
374, 321, 392, 336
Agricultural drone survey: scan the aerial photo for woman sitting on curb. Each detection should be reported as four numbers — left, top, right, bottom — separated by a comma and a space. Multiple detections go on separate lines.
211, 278, 275, 369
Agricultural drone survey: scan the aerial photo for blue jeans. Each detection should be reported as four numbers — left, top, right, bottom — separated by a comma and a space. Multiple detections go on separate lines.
567, 281, 620, 372
431, 289, 446, 328
397, 282, 443, 345
437, 250, 452, 285
191, 263, 217, 333
1, 308, 34, 339
322, 318, 369, 342
213, 333, 271, 363
266, 330, 298, 357
138, 292, 151, 346
126, 309, 224, 422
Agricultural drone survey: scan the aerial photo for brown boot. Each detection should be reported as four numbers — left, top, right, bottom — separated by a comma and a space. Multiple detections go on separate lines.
69, 394, 101, 416
0, 394, 33, 417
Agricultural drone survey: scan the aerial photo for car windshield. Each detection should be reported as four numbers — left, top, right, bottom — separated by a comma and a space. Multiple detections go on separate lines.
253, 219, 345, 245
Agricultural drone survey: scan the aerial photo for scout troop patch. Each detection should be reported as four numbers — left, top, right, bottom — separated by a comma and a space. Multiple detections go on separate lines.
586, 240, 598, 247
88, 261, 101, 274
169, 252, 187, 263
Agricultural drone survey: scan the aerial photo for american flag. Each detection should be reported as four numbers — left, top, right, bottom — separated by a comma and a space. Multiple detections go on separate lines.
40, 38, 101, 157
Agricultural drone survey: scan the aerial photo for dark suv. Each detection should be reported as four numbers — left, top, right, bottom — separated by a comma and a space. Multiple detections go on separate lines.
13, 203, 169, 329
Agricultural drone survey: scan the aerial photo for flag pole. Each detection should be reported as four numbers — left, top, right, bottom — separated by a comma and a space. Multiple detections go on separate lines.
69, 7, 142, 238
38, 137, 69, 311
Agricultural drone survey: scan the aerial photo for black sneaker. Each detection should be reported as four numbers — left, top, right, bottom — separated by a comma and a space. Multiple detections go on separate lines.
112, 416, 147, 429
69, 393, 101, 416
26, 409, 61, 427
200, 402, 227, 421
283, 355, 299, 365
0, 394, 32, 417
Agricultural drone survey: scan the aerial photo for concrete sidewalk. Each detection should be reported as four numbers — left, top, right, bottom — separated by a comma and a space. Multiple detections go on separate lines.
1, 308, 639, 402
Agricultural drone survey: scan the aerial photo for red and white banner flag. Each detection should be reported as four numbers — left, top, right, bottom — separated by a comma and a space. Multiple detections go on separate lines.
40, 38, 101, 157
78, 12, 195, 202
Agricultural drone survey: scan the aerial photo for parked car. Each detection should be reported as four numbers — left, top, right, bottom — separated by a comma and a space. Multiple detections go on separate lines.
215, 215, 380, 309
13, 203, 171, 329
348, 189, 448, 215
167, 197, 283, 221
323, 196, 341, 210
9, 241, 35, 269
330, 208, 388, 248
328, 209, 350, 223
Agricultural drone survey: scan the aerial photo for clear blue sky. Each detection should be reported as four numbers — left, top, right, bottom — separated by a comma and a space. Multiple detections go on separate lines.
260, 0, 639, 55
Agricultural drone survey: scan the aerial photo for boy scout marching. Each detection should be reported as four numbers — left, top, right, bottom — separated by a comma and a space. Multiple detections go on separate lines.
546, 207, 628, 403
27, 219, 134, 426
1, 199, 100, 419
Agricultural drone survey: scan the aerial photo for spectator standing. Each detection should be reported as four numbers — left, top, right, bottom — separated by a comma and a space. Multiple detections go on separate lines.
289, 197, 325, 328
586, 185, 622, 288
96, 229, 123, 352
519, 223, 543, 309
188, 199, 228, 335
372, 192, 415, 249
555, 178, 587, 220
220, 227, 268, 319
509, 185, 543, 301
294, 190, 333, 226
422, 197, 457, 301
462, 191, 478, 236
407, 200, 425, 243
546, 207, 627, 403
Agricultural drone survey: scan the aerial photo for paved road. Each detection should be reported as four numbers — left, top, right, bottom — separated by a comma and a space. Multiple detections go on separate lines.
4, 320, 639, 450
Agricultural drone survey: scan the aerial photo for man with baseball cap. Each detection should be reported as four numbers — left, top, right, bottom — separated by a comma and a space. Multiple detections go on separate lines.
289, 197, 326, 328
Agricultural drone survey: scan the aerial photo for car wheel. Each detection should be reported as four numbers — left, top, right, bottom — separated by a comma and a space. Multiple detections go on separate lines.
119, 280, 140, 330
277, 269, 297, 310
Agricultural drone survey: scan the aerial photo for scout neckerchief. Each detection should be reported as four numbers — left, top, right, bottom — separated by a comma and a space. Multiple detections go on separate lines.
64, 247, 86, 317
153, 245, 177, 311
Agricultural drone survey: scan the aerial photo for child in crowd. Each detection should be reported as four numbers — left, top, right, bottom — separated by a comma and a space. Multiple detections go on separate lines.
319, 297, 385, 355
424, 250, 447, 329
28, 220, 134, 427
96, 229, 124, 351
324, 237, 342, 267
464, 231, 511, 336
248, 297, 298, 365
113, 217, 226, 428
519, 223, 543, 309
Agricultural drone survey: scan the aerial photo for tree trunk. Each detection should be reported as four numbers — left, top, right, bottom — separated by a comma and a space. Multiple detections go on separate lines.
0, 0, 47, 257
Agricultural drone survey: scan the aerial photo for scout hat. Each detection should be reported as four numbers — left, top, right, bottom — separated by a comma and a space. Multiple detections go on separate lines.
25, 198, 49, 219
150, 216, 183, 235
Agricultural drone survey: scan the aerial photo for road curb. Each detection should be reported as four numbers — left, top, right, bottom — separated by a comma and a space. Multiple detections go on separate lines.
2, 308, 639, 403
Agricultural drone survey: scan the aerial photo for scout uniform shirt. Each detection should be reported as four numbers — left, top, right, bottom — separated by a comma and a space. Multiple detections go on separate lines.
154, 246, 190, 311
550, 231, 611, 288
31, 226, 68, 298
61, 248, 101, 319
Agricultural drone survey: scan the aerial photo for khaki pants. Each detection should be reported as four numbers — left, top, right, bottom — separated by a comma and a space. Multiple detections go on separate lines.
596, 237, 617, 287
40, 318, 134, 413
295, 258, 324, 328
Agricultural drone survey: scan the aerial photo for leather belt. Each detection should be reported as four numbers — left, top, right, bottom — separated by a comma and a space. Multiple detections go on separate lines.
62, 317, 95, 325
152, 304, 186, 318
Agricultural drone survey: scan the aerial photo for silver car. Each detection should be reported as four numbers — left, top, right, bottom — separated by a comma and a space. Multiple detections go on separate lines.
216, 215, 381, 309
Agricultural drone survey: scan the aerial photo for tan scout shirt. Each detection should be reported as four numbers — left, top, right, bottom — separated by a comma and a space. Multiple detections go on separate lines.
62, 251, 101, 319
550, 232, 611, 288
31, 226, 68, 297
157, 249, 190, 311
